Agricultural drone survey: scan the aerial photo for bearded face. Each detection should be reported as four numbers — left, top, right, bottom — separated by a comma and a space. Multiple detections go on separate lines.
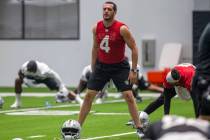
103, 3, 116, 21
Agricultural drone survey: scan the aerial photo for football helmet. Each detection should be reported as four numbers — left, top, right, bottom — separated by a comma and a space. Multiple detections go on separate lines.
55, 92, 69, 103
139, 111, 149, 130
0, 96, 4, 108
126, 111, 149, 130
61, 120, 81, 140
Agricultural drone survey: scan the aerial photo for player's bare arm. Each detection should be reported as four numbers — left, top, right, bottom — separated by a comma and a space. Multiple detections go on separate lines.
91, 25, 98, 71
120, 25, 138, 84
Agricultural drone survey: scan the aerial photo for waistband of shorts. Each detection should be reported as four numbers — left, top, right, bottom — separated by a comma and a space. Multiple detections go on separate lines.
97, 59, 128, 67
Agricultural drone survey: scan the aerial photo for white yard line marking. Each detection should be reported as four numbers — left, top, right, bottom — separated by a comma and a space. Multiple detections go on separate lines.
6, 110, 80, 116
0, 92, 160, 114
0, 92, 160, 98
0, 99, 124, 114
27, 135, 46, 139
80, 131, 136, 140
12, 138, 23, 140
6, 110, 128, 116
0, 104, 80, 114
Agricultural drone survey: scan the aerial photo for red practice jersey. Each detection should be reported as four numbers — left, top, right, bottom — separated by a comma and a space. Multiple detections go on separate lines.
96, 20, 126, 64
163, 63, 196, 91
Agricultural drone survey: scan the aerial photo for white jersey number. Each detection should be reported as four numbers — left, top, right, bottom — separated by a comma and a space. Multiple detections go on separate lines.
100, 35, 110, 53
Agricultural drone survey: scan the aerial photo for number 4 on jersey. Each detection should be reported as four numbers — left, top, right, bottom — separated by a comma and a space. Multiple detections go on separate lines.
100, 35, 110, 53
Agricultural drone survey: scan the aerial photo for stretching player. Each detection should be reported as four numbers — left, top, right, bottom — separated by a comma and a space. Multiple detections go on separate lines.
127, 63, 196, 129
76, 1, 145, 138
11, 60, 83, 108
74, 64, 110, 104
143, 86, 210, 140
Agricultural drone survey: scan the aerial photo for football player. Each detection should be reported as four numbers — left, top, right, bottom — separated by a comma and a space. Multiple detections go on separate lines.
144, 86, 210, 140
127, 63, 196, 129
74, 65, 110, 104
77, 1, 144, 138
11, 60, 83, 108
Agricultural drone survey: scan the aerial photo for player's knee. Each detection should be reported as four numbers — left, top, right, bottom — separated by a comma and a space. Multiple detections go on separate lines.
85, 90, 97, 102
123, 92, 135, 103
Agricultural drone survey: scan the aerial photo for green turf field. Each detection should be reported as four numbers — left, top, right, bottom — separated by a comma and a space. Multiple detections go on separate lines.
0, 92, 195, 140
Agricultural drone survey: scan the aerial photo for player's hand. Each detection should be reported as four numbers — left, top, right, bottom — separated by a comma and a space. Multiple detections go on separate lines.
128, 71, 138, 84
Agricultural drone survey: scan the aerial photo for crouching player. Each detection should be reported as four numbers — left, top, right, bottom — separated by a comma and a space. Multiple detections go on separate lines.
11, 60, 83, 108
143, 85, 210, 140
127, 63, 196, 130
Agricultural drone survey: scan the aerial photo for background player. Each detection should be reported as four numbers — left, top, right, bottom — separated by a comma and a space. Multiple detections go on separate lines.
143, 85, 210, 140
127, 63, 196, 129
11, 60, 83, 108
74, 64, 110, 104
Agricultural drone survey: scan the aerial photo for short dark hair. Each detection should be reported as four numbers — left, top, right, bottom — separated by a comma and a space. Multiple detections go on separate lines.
27, 60, 37, 72
171, 68, 180, 80
104, 1, 117, 12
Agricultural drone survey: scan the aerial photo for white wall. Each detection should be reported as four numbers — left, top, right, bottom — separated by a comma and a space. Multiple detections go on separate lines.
0, 0, 194, 86
194, 0, 210, 10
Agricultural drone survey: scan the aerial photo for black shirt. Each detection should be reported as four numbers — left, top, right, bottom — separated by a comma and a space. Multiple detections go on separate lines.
196, 23, 210, 77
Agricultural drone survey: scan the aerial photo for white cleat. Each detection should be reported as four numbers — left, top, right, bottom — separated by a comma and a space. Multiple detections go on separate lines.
139, 111, 149, 130
10, 102, 21, 108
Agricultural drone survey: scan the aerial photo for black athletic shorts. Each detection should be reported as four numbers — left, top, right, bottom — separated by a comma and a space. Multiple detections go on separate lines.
35, 78, 59, 91
191, 73, 210, 116
87, 59, 132, 92
138, 76, 150, 90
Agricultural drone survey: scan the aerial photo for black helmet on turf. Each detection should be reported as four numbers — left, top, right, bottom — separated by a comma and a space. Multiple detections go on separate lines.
27, 60, 37, 73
